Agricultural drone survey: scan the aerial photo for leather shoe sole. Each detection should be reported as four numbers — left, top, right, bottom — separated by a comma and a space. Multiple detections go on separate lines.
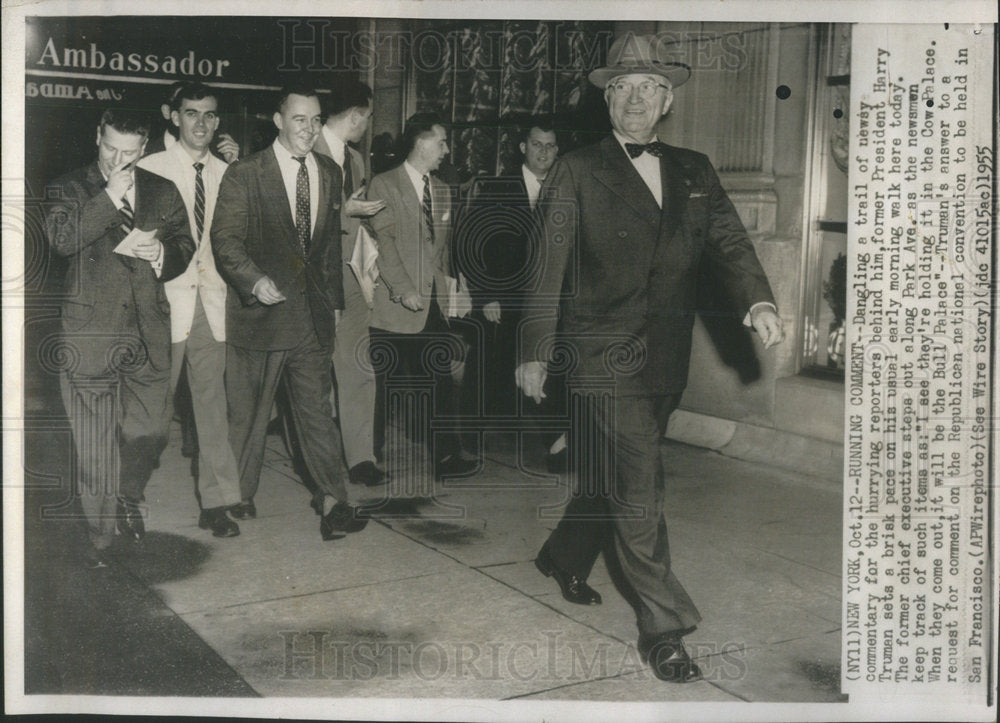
199, 509, 240, 538
534, 547, 602, 605
320, 501, 370, 540
638, 636, 703, 683
229, 499, 256, 520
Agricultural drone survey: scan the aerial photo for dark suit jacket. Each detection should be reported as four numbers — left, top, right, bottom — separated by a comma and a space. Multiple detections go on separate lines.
211, 145, 344, 351
453, 175, 539, 310
367, 163, 453, 335
521, 135, 775, 396
45, 163, 194, 377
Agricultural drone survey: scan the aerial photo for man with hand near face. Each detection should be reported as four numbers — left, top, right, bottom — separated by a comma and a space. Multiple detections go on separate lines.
212, 82, 369, 541
517, 34, 785, 683
139, 83, 242, 538
45, 108, 195, 566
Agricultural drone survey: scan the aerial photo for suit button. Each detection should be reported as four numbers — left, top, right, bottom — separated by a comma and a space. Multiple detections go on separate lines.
618, 231, 628, 238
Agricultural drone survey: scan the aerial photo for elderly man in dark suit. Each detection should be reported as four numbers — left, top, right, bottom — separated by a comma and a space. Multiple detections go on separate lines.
45, 108, 195, 566
211, 82, 368, 541
367, 113, 478, 481
517, 34, 785, 683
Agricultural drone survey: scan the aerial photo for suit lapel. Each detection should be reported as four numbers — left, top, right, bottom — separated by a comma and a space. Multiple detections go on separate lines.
260, 147, 300, 256
310, 152, 330, 254
656, 147, 690, 250
396, 164, 421, 233
592, 136, 661, 232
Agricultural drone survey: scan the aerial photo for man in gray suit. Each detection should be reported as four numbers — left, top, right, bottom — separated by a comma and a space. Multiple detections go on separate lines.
45, 108, 195, 566
313, 79, 388, 487
517, 34, 785, 682
367, 113, 477, 481
212, 82, 369, 541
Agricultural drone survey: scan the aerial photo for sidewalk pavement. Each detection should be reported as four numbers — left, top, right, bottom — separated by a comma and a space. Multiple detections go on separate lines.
25, 416, 843, 704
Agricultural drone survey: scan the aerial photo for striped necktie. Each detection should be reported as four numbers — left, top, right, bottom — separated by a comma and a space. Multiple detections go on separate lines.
422, 174, 434, 243
119, 195, 134, 234
193, 162, 205, 242
293, 156, 310, 254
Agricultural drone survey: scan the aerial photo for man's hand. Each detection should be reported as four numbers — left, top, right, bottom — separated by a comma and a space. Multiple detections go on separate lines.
483, 301, 501, 323
344, 186, 386, 218
130, 230, 163, 263
252, 276, 287, 305
400, 291, 424, 312
516, 361, 547, 404
105, 158, 134, 201
216, 133, 241, 164
751, 306, 785, 349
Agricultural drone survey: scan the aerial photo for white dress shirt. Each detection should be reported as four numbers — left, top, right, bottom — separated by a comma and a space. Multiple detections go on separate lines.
321, 125, 347, 168
403, 160, 430, 206
521, 164, 544, 210
272, 138, 319, 235
613, 130, 662, 207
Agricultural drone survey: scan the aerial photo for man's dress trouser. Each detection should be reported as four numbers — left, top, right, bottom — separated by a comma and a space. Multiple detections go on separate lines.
543, 391, 702, 638
226, 330, 348, 504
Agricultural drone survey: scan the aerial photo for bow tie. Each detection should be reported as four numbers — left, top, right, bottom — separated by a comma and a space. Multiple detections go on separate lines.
625, 141, 668, 159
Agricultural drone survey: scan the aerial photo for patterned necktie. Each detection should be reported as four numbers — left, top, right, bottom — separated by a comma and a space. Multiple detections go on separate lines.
421, 174, 434, 243
342, 154, 353, 199
625, 141, 669, 159
193, 162, 205, 242
119, 195, 134, 234
293, 156, 310, 254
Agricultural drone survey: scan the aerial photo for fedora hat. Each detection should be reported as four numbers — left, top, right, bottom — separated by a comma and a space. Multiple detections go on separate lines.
588, 34, 691, 89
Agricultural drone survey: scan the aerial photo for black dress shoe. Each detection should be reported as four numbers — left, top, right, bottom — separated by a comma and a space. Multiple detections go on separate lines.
534, 546, 602, 605
320, 501, 370, 540
435, 455, 479, 480
199, 507, 240, 538
638, 635, 703, 683
116, 497, 145, 543
229, 499, 256, 520
348, 461, 387, 487
82, 545, 111, 569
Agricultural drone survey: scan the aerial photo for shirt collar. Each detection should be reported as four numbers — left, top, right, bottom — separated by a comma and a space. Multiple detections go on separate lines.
321, 125, 347, 164
403, 160, 428, 195
272, 138, 313, 165
613, 130, 660, 156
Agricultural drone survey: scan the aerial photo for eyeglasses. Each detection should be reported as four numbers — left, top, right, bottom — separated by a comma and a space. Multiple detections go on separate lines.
607, 80, 671, 99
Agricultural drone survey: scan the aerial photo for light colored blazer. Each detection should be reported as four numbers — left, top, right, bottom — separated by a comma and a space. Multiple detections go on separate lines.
139, 142, 229, 343
367, 163, 452, 334
312, 129, 366, 264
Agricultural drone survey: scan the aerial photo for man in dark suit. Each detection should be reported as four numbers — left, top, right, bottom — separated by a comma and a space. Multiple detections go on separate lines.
211, 82, 368, 541
313, 79, 388, 488
367, 113, 478, 481
455, 118, 558, 420
45, 108, 195, 566
516, 34, 785, 683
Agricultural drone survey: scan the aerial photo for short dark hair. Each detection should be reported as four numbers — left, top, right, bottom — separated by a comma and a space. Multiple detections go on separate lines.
163, 81, 190, 106
171, 82, 219, 112
275, 80, 319, 115
325, 79, 373, 117
520, 115, 557, 144
402, 112, 445, 157
98, 108, 151, 140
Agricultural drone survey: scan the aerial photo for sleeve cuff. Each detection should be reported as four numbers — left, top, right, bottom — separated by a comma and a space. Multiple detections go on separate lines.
743, 301, 777, 327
